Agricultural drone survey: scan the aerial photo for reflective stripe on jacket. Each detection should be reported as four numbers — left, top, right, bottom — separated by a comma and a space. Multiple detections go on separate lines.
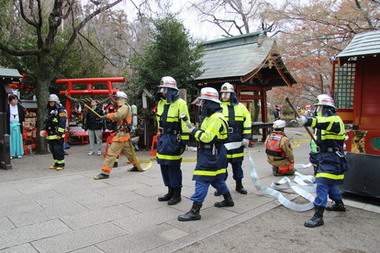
265, 133, 286, 157
264, 131, 294, 167
156, 98, 190, 165
106, 103, 132, 143
221, 102, 251, 162
305, 113, 348, 184
45, 107, 66, 139
193, 112, 228, 181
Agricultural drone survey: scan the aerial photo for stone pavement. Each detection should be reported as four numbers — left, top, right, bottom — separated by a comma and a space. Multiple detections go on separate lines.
1, 128, 379, 252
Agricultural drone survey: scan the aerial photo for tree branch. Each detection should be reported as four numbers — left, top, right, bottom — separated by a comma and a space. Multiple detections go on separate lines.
78, 31, 116, 67
19, 0, 38, 28
355, 0, 375, 30
0, 43, 40, 56
53, 0, 123, 72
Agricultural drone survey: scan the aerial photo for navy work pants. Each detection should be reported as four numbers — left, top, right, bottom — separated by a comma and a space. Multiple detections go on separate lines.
190, 179, 229, 203
224, 161, 244, 180
314, 182, 343, 207
160, 164, 182, 188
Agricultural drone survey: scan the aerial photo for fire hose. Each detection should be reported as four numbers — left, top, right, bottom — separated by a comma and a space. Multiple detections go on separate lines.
225, 141, 316, 212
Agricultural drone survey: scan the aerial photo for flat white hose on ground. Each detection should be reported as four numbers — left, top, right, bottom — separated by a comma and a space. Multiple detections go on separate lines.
225, 141, 316, 212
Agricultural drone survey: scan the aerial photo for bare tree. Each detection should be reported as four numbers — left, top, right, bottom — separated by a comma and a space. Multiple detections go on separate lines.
191, 0, 274, 36
264, 0, 380, 105
0, 0, 123, 153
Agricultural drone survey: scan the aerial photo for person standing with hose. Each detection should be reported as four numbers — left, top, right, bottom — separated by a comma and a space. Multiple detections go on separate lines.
219, 82, 251, 194
296, 94, 349, 228
156, 76, 190, 205
93, 91, 143, 180
178, 87, 234, 222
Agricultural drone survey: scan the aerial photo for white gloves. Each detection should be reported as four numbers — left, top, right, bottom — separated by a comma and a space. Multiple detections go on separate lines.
180, 112, 195, 132
296, 116, 307, 126
242, 139, 249, 148
39, 130, 47, 137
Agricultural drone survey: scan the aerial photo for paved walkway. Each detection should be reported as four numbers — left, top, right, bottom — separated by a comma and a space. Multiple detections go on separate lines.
1, 128, 379, 252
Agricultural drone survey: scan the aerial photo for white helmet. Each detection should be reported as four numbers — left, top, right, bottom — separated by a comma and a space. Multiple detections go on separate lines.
273, 120, 286, 129
159, 76, 178, 90
48, 94, 60, 103
314, 94, 335, 108
220, 82, 235, 93
114, 91, 128, 99
198, 87, 221, 104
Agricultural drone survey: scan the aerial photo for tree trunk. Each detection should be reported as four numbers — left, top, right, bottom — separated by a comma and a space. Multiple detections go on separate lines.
35, 55, 53, 154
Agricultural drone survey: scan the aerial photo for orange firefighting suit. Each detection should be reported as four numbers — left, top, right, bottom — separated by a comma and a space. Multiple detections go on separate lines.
100, 103, 142, 175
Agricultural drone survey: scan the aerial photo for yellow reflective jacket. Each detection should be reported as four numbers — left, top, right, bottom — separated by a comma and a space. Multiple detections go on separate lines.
156, 98, 190, 164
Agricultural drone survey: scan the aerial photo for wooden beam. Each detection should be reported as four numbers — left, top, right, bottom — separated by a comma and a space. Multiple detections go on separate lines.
240, 94, 261, 100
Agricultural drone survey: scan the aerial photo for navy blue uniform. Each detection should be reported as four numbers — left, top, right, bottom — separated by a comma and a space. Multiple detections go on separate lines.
45, 105, 66, 169
304, 107, 349, 207
190, 104, 229, 203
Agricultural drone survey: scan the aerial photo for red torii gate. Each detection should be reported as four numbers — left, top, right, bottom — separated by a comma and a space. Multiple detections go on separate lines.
57, 77, 124, 123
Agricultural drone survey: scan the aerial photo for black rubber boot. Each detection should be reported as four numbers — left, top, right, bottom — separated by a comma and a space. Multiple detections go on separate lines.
214, 192, 235, 207
214, 190, 221, 196
178, 201, 202, 221
113, 162, 118, 168
235, 179, 247, 194
304, 206, 324, 228
93, 173, 109, 180
128, 166, 139, 172
272, 166, 279, 176
326, 199, 346, 212
158, 187, 173, 202
168, 187, 181, 205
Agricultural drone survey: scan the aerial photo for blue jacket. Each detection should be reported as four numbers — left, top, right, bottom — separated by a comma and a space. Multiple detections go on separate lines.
44, 105, 67, 140
156, 95, 190, 165
192, 109, 228, 182
305, 107, 349, 184
221, 101, 251, 162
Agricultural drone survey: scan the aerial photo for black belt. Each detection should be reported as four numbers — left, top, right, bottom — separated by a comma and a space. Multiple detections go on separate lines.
158, 127, 179, 135
322, 146, 345, 158
228, 127, 242, 134
200, 143, 222, 150
201, 144, 213, 149
321, 147, 341, 153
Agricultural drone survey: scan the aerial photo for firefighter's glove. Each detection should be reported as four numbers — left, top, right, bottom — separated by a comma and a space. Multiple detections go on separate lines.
242, 138, 250, 148
179, 113, 194, 130
39, 130, 47, 137
296, 116, 307, 126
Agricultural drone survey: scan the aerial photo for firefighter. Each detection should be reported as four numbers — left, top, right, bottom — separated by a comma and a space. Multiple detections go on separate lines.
264, 119, 295, 176
219, 82, 251, 194
43, 94, 67, 170
156, 76, 190, 205
297, 94, 349, 228
93, 91, 143, 180
178, 87, 233, 222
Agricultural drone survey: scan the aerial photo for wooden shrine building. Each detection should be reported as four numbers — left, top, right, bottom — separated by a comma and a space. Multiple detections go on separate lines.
195, 31, 297, 140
